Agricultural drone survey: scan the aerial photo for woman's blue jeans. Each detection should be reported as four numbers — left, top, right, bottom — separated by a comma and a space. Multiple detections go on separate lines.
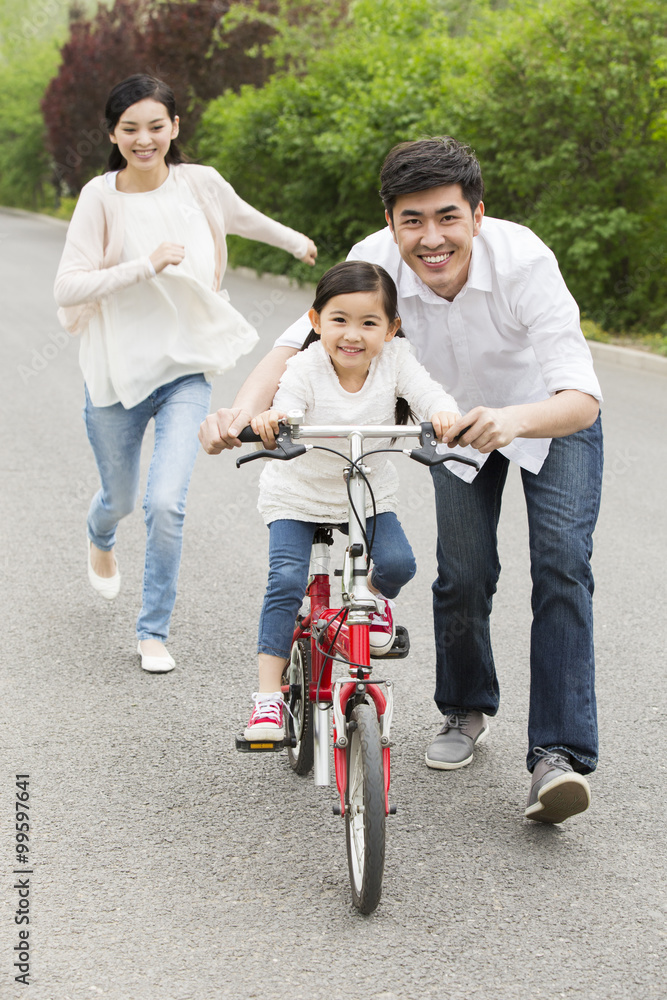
430, 416, 603, 773
84, 374, 212, 642
258, 512, 417, 659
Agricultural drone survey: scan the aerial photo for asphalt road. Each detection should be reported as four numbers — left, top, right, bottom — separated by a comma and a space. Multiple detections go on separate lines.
1, 209, 665, 1000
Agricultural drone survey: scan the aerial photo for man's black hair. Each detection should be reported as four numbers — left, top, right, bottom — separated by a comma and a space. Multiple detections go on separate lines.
379, 137, 484, 221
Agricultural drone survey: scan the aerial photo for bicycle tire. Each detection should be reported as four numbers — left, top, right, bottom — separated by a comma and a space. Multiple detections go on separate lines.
283, 639, 314, 775
345, 702, 386, 914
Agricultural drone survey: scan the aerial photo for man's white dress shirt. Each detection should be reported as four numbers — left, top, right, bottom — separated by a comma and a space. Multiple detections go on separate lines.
275, 217, 602, 481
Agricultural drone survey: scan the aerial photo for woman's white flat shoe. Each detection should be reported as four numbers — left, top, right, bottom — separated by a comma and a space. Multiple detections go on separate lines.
137, 641, 175, 674
87, 539, 121, 599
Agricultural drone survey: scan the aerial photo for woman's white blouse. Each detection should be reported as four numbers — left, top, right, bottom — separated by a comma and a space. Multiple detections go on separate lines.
79, 170, 257, 407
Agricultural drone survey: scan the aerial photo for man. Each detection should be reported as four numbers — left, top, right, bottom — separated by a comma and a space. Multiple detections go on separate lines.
199, 137, 603, 824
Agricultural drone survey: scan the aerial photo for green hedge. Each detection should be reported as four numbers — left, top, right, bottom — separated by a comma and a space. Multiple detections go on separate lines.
195, 0, 667, 332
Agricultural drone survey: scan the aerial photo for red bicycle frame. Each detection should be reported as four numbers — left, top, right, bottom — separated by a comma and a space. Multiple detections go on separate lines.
291, 563, 392, 817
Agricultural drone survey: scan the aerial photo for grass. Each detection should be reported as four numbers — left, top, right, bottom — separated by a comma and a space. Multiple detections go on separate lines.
581, 319, 667, 357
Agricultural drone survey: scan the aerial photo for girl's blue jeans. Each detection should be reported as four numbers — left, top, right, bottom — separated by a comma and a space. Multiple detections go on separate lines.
258, 512, 417, 659
84, 374, 212, 642
430, 416, 603, 774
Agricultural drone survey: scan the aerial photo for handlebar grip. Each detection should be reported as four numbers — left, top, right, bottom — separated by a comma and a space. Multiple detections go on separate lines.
238, 426, 262, 443
235, 421, 307, 469
409, 422, 480, 471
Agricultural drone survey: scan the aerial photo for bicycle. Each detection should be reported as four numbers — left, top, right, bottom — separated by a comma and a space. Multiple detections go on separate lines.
235, 412, 478, 913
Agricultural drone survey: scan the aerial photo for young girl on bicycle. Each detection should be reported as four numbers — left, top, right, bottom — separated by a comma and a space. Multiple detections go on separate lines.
54, 73, 316, 673
244, 260, 460, 739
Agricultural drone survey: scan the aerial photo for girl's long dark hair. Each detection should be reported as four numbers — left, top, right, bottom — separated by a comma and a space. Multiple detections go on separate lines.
104, 74, 186, 172
302, 260, 413, 426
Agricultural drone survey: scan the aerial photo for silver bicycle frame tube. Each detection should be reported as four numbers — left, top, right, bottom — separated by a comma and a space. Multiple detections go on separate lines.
313, 705, 330, 785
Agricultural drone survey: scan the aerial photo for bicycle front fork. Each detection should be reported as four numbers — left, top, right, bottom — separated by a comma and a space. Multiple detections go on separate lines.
330, 676, 395, 816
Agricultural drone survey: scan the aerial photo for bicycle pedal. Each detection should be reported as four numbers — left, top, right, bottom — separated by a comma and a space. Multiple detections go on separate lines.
371, 624, 410, 659
235, 735, 289, 753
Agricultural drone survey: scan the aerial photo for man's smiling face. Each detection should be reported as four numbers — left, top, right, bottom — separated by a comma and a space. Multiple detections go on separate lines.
386, 184, 484, 300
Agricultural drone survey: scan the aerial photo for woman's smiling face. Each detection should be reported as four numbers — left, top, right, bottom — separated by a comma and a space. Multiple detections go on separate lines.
109, 98, 179, 171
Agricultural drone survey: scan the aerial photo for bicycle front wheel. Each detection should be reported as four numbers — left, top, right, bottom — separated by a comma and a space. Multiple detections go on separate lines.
284, 639, 314, 775
345, 702, 385, 914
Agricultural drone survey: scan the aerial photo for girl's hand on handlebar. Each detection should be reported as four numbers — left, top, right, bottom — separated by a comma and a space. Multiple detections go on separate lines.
431, 410, 460, 441
251, 409, 287, 449
149, 242, 185, 273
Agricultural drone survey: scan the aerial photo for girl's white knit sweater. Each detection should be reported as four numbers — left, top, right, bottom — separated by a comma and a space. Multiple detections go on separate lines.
257, 338, 459, 525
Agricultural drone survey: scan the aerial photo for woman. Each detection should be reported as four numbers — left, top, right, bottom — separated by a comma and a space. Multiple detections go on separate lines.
54, 73, 317, 673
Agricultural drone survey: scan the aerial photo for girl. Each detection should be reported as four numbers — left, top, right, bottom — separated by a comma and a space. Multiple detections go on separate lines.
54, 74, 317, 673
244, 260, 460, 739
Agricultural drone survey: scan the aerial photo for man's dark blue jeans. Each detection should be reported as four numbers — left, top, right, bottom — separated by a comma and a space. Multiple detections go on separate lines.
430, 416, 603, 774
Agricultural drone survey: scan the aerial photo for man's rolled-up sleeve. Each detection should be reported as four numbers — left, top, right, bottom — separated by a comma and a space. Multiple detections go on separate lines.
514, 255, 603, 402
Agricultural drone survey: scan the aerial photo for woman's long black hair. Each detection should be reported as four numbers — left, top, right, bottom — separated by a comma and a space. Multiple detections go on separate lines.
104, 74, 186, 172
302, 260, 413, 425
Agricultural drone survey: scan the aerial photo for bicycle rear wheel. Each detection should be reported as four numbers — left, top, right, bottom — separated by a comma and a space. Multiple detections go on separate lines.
284, 639, 314, 775
345, 702, 385, 914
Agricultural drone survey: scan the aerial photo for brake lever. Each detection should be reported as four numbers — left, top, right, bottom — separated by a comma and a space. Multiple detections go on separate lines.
409, 421, 480, 470
235, 424, 307, 468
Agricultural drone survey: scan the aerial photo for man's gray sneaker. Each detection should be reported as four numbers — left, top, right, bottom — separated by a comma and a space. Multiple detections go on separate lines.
425, 711, 490, 770
524, 747, 591, 823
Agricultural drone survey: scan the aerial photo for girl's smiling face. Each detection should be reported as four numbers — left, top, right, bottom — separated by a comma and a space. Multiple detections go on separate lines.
109, 98, 179, 172
309, 290, 400, 385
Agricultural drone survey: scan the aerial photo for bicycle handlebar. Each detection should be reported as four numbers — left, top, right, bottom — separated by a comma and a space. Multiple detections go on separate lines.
236, 413, 479, 471
236, 424, 307, 466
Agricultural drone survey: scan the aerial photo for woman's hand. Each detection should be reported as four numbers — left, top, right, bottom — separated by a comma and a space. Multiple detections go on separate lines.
150, 242, 185, 273
251, 409, 287, 449
298, 238, 318, 267
431, 410, 460, 441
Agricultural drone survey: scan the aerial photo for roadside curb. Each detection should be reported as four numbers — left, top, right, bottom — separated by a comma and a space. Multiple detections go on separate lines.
588, 339, 667, 376
232, 264, 310, 291
0, 205, 69, 227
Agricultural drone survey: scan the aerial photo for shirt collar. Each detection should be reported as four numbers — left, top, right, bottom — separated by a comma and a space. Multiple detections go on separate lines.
398, 231, 493, 303
467, 233, 493, 292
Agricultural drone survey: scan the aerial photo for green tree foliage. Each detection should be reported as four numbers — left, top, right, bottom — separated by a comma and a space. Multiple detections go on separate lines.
41, 0, 280, 194
196, 0, 483, 276
195, 0, 667, 329
465, 0, 667, 330
0, 46, 58, 208
3, 0, 664, 328
0, 0, 77, 209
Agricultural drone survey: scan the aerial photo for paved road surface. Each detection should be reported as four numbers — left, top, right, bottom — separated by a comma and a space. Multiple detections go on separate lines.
1, 209, 665, 1000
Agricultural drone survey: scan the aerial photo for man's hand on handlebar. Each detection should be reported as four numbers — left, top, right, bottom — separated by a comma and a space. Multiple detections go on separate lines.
250, 408, 288, 450
198, 406, 252, 454
442, 406, 521, 453
430, 410, 460, 441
